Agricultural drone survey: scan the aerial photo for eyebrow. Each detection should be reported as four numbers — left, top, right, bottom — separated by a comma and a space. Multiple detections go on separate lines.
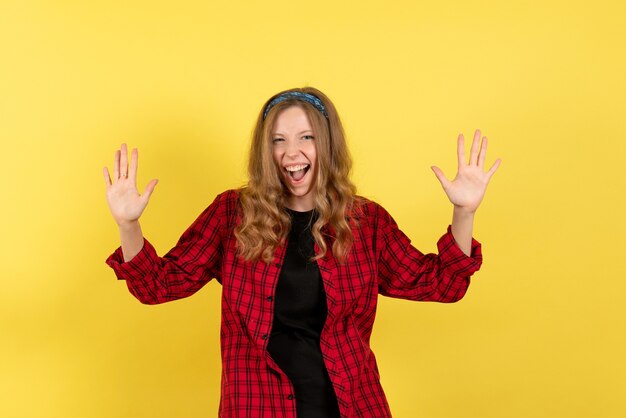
272, 130, 313, 136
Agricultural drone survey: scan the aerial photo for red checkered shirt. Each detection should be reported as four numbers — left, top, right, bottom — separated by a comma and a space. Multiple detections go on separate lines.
105, 189, 483, 417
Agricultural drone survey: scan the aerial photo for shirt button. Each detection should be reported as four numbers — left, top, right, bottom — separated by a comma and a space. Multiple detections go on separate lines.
266, 296, 273, 302
275, 263, 281, 268
262, 334, 268, 340
287, 394, 294, 400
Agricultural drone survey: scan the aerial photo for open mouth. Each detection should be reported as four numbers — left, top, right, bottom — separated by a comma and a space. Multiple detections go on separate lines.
284, 164, 310, 182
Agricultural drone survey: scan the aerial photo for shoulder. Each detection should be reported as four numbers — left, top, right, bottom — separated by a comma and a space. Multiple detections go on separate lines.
192, 189, 241, 226
349, 195, 397, 234
213, 188, 240, 207
351, 195, 391, 221
209, 188, 243, 221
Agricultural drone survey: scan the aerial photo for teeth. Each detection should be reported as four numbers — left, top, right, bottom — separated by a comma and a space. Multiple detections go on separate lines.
285, 164, 309, 172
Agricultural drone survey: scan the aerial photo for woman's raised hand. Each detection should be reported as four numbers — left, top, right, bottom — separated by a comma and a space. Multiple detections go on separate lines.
430, 129, 501, 214
103, 143, 159, 226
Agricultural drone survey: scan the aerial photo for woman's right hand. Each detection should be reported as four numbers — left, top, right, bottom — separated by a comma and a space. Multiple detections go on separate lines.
103, 143, 159, 226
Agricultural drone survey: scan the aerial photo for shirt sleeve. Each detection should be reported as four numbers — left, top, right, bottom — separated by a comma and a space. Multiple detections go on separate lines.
104, 191, 228, 304
376, 204, 483, 303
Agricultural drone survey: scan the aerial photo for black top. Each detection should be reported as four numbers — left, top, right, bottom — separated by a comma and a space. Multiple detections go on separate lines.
266, 208, 341, 418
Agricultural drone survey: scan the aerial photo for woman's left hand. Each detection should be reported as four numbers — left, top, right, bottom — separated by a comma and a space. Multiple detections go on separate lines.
430, 129, 501, 214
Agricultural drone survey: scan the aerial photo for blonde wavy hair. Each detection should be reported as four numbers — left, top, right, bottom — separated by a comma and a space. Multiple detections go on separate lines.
234, 86, 362, 264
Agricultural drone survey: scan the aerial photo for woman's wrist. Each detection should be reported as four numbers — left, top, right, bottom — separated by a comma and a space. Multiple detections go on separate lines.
453, 205, 476, 217
451, 206, 475, 256
117, 219, 140, 230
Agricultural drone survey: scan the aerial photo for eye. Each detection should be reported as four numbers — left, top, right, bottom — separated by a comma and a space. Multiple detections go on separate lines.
302, 135, 315, 140
272, 137, 284, 143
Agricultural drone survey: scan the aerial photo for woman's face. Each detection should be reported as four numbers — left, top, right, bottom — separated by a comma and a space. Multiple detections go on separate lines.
271, 105, 318, 211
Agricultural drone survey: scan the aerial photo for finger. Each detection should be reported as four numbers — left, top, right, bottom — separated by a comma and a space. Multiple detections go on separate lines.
120, 143, 128, 178
457, 134, 466, 167
129, 148, 138, 183
478, 136, 487, 169
486, 158, 501, 179
113, 149, 120, 181
431, 166, 450, 189
470, 129, 481, 166
103, 167, 112, 187
142, 179, 159, 201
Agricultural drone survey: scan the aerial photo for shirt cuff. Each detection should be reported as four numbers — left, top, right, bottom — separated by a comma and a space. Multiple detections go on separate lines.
436, 224, 483, 277
105, 237, 158, 281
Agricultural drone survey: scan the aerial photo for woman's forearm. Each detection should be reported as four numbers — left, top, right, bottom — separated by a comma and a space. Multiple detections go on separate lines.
450, 206, 475, 257
118, 220, 145, 262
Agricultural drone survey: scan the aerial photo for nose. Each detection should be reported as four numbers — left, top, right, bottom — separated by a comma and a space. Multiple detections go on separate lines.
285, 139, 301, 158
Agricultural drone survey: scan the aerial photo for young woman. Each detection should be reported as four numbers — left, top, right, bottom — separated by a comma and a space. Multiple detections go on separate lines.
103, 87, 500, 418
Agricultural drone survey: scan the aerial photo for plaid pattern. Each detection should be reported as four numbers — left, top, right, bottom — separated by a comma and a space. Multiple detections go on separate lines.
106, 189, 483, 417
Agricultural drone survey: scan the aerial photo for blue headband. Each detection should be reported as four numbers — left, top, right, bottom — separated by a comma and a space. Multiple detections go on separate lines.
262, 91, 329, 120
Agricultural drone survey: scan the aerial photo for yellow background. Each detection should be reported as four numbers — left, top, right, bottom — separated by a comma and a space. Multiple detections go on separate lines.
1, 0, 625, 417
